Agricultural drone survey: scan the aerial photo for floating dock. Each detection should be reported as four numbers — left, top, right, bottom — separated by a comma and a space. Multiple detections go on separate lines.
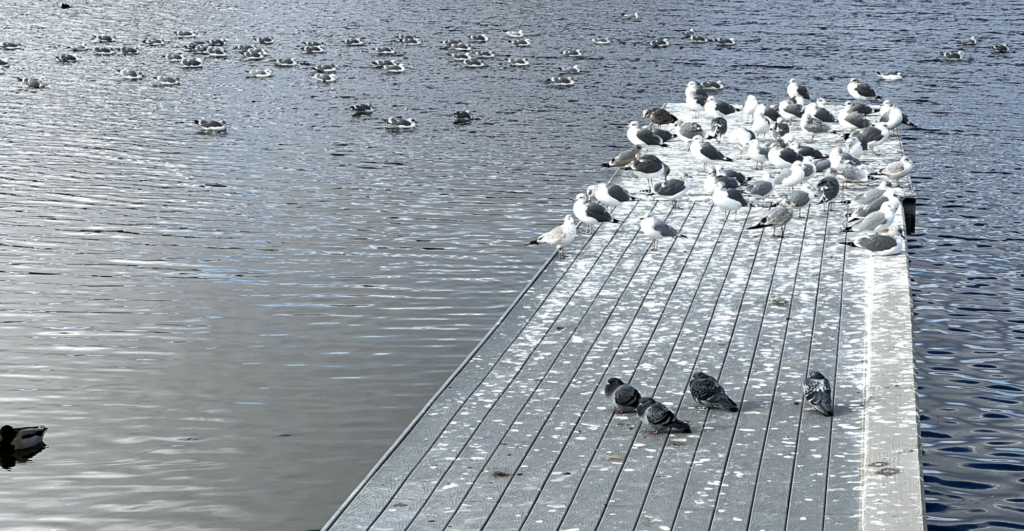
324, 102, 923, 531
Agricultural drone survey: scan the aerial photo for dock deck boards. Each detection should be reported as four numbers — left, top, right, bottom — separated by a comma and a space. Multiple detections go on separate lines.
325, 103, 922, 531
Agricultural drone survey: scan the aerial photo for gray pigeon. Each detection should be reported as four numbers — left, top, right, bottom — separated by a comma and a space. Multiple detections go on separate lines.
689, 372, 738, 411
604, 378, 641, 414
636, 397, 691, 434
803, 371, 834, 416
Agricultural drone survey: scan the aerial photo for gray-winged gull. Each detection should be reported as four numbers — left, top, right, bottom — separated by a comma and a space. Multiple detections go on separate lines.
528, 215, 577, 260
640, 212, 686, 251
573, 193, 620, 233
746, 205, 792, 237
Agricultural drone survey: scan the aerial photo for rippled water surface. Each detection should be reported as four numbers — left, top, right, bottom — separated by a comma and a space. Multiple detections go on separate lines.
1, 0, 1022, 529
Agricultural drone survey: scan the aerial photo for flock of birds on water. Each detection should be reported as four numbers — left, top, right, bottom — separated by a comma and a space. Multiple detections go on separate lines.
526, 63, 929, 433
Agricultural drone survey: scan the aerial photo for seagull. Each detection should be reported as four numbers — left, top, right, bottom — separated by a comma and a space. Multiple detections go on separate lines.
627, 121, 666, 147
650, 173, 688, 201
453, 110, 474, 124
704, 95, 738, 117
850, 123, 890, 154
845, 200, 897, 233
121, 45, 139, 56
373, 46, 396, 55
462, 58, 487, 68
469, 34, 488, 43
274, 57, 297, 67
803, 372, 834, 416
690, 137, 734, 169
242, 48, 267, 60
372, 59, 400, 68
877, 71, 904, 80
800, 113, 832, 142
592, 37, 612, 45
839, 104, 873, 131
507, 57, 529, 67
637, 397, 691, 434
350, 103, 374, 115
16, 77, 45, 89
806, 99, 836, 122
701, 80, 726, 92
713, 180, 749, 217
312, 72, 337, 83
621, 12, 640, 21
344, 37, 366, 46
850, 181, 895, 206
705, 169, 740, 193
714, 37, 736, 46
0, 425, 47, 452
93, 46, 117, 55
747, 204, 793, 237
992, 43, 1010, 53
194, 118, 229, 133
707, 117, 728, 141
645, 124, 674, 144
604, 378, 641, 414
548, 75, 574, 86
847, 77, 883, 101
787, 78, 811, 104
254, 36, 275, 45
816, 176, 840, 210
725, 127, 756, 155
649, 38, 670, 48
383, 116, 416, 129
744, 173, 775, 205
785, 188, 812, 218
313, 64, 337, 73
640, 212, 685, 251
767, 142, 800, 169
55, 53, 78, 63
559, 64, 579, 73
180, 57, 203, 68
382, 63, 405, 73
955, 36, 979, 46
643, 107, 681, 127
509, 37, 531, 47
561, 49, 583, 58
174, 30, 198, 38
504, 30, 523, 38
675, 122, 706, 140
742, 94, 758, 123
941, 50, 966, 60
396, 35, 421, 45
871, 156, 914, 183
587, 182, 636, 209
751, 107, 772, 138
573, 193, 620, 234
845, 225, 905, 256
602, 145, 642, 168
689, 372, 738, 411
778, 98, 804, 123
849, 189, 901, 221
92, 34, 116, 43
628, 154, 668, 189
528, 215, 577, 260
246, 69, 274, 78
153, 75, 181, 86
206, 47, 228, 58
117, 68, 144, 80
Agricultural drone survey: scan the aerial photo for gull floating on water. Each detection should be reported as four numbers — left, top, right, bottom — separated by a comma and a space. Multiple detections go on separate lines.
876, 71, 904, 80
453, 110, 474, 124
194, 118, 229, 133
350, 103, 374, 115
955, 36, 979, 46
16, 77, 45, 89
117, 68, 144, 80
941, 50, 966, 60
383, 116, 416, 129
507, 57, 529, 67
153, 75, 180, 86
992, 43, 1010, 53
246, 69, 273, 78
548, 75, 574, 86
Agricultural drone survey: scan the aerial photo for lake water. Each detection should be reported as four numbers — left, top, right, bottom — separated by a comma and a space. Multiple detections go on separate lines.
1, 0, 1022, 529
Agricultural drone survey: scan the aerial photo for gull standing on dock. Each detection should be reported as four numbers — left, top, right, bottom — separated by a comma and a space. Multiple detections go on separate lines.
847, 77, 883, 101
845, 225, 905, 255
845, 200, 897, 233
587, 182, 636, 208
528, 215, 576, 260
746, 205, 793, 237
604, 378, 641, 414
690, 137, 733, 169
640, 213, 685, 251
787, 78, 811, 104
804, 372, 834, 416
628, 154, 668, 190
652, 176, 690, 201
574, 193, 620, 234
816, 176, 841, 210
871, 156, 914, 184
712, 180, 749, 218
741, 94, 758, 123
637, 397, 691, 434
627, 121, 666, 146
744, 173, 775, 205
690, 372, 738, 411
603, 145, 643, 168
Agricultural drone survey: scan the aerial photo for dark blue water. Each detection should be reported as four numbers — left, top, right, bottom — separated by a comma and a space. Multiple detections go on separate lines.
0, 0, 1021, 529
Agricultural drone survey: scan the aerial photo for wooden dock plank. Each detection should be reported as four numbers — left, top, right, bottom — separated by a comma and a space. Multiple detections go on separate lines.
505, 200, 716, 531
352, 209, 633, 530
785, 203, 848, 531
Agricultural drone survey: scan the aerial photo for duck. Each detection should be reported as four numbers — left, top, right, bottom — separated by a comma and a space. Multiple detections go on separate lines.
0, 425, 47, 452
507, 57, 529, 67
382, 63, 405, 73
350, 103, 374, 115
274, 57, 297, 67
384, 116, 417, 129
312, 72, 337, 83
246, 69, 273, 78
117, 68, 144, 80
194, 118, 229, 133
55, 53, 79, 63
153, 75, 180, 86
179, 57, 203, 68
16, 77, 45, 89
453, 110, 474, 124
876, 71, 904, 81
253, 36, 275, 45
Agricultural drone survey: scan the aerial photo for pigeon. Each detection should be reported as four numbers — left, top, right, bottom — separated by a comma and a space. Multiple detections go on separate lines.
0, 425, 47, 452
803, 371, 834, 416
528, 215, 577, 260
636, 397, 691, 434
689, 372, 738, 411
640, 212, 685, 251
604, 378, 641, 414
